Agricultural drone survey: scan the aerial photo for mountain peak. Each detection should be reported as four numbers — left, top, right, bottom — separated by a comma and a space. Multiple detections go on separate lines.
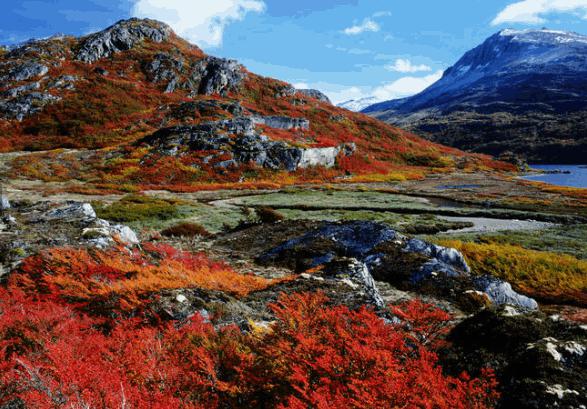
76, 18, 174, 63
496, 27, 587, 45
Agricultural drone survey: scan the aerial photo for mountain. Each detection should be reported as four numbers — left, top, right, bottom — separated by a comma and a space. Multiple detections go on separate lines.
363, 29, 587, 163
338, 96, 381, 112
0, 19, 506, 191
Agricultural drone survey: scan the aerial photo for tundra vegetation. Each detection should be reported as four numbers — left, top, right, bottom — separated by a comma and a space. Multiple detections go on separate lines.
0, 18, 585, 409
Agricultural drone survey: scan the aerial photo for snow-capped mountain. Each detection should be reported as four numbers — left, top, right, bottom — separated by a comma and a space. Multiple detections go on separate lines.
337, 96, 380, 112
363, 29, 587, 163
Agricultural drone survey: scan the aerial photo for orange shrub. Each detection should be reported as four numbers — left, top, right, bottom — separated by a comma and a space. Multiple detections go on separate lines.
13, 243, 277, 312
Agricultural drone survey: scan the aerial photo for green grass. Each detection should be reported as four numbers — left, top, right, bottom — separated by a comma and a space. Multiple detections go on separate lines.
274, 208, 472, 234
93, 194, 191, 224
235, 189, 432, 211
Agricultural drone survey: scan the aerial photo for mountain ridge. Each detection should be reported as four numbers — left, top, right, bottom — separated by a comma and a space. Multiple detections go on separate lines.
363, 28, 587, 163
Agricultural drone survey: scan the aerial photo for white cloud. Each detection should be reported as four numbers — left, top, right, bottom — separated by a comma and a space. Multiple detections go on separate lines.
292, 82, 309, 89
371, 70, 443, 101
343, 19, 380, 35
294, 71, 443, 106
131, 0, 266, 48
385, 58, 432, 73
328, 86, 370, 103
492, 0, 587, 25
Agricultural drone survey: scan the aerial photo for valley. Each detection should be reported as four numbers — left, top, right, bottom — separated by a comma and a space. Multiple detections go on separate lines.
0, 17, 585, 409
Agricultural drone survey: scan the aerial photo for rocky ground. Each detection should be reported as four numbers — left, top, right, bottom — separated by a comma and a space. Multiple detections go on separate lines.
1, 170, 585, 408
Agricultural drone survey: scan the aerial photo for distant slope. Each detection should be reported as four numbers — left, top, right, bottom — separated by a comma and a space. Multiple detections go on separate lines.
363, 29, 587, 163
338, 97, 380, 112
0, 19, 509, 191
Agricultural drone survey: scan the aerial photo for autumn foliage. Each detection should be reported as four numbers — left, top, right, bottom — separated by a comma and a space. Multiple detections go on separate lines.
439, 239, 587, 306
11, 243, 276, 312
0, 287, 499, 409
0, 238, 500, 408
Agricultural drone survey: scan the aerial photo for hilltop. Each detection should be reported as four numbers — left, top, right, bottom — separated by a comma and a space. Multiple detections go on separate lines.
0, 18, 507, 193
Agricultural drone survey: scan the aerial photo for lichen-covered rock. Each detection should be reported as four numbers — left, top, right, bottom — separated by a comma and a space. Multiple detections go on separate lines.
274, 84, 296, 99
42, 202, 97, 221
0, 61, 48, 83
0, 201, 139, 273
441, 307, 587, 409
2, 81, 40, 98
48, 75, 78, 90
252, 115, 310, 130
0, 196, 10, 210
76, 18, 172, 63
324, 257, 386, 309
298, 88, 332, 104
257, 221, 536, 310
144, 52, 184, 93
190, 56, 246, 96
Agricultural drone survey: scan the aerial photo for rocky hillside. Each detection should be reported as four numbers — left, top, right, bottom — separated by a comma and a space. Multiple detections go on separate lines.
363, 29, 587, 163
0, 19, 508, 192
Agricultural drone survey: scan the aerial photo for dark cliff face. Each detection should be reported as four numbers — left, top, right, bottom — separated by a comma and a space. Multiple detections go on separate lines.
364, 29, 587, 163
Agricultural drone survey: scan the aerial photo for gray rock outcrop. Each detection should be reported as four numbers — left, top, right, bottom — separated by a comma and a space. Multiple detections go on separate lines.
141, 116, 353, 171
2, 81, 40, 98
258, 221, 537, 310
144, 52, 184, 93
298, 89, 331, 104
190, 56, 246, 96
0, 92, 61, 121
76, 18, 172, 63
170, 100, 244, 120
252, 115, 309, 130
0, 61, 48, 83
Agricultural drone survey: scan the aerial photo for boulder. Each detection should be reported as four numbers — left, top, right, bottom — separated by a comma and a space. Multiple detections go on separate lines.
76, 18, 172, 63
474, 276, 539, 310
42, 202, 97, 221
83, 219, 139, 248
0, 196, 10, 210
299, 147, 339, 168
298, 89, 332, 104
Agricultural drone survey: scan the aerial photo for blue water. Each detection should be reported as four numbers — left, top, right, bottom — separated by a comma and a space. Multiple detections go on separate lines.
521, 165, 587, 189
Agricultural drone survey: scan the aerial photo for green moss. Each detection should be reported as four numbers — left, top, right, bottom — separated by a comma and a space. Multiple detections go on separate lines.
93, 194, 184, 223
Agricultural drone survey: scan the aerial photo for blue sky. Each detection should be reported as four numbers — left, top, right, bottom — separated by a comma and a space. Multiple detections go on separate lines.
3, 0, 587, 103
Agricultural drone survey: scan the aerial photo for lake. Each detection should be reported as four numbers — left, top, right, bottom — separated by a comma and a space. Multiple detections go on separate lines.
521, 164, 587, 189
